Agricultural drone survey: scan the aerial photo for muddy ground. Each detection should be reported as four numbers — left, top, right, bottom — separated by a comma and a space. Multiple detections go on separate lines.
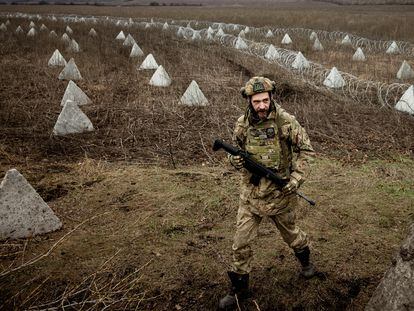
0, 4, 414, 311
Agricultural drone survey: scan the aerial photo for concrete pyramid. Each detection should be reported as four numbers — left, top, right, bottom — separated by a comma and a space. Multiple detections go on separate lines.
238, 30, 246, 38
292, 52, 310, 70
130, 43, 144, 58
145, 23, 151, 29
265, 44, 280, 61
123, 34, 136, 46
53, 100, 94, 135
138, 53, 158, 70
48, 49, 67, 67
310, 31, 318, 41
65, 25, 73, 35
386, 41, 400, 54
215, 28, 225, 37
40, 24, 48, 31
235, 36, 248, 50
29, 21, 35, 28
183, 27, 192, 40
323, 67, 346, 88
313, 38, 324, 51
244, 26, 250, 33
115, 30, 125, 40
0, 169, 62, 240
395, 85, 414, 114
27, 28, 36, 37
89, 28, 97, 37
265, 29, 273, 38
67, 39, 80, 53
51, 16, 57, 21
281, 33, 292, 45
15, 25, 24, 34
207, 26, 214, 35
352, 47, 366, 61
179, 80, 208, 106
341, 34, 352, 46
206, 32, 214, 41
5, 19, 10, 26
61, 80, 91, 106
192, 31, 201, 41
397, 61, 414, 80
163, 22, 169, 30
149, 65, 171, 87
58, 58, 82, 80
61, 33, 70, 43
177, 27, 184, 38
49, 30, 58, 38
0, 23, 7, 31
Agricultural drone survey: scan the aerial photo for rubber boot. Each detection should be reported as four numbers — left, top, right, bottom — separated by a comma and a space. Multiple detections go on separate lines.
295, 246, 316, 279
218, 271, 249, 310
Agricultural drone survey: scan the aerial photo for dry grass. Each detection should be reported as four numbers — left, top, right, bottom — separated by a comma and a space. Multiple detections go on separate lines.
0, 16, 413, 167
0, 157, 413, 310
0, 4, 414, 310
2, 4, 414, 41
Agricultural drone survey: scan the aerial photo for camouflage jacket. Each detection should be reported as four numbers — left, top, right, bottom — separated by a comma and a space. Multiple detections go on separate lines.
231, 101, 315, 201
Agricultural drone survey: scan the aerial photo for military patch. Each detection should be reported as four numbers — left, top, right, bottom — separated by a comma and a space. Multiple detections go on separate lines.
259, 134, 267, 140
266, 127, 275, 139
253, 81, 265, 93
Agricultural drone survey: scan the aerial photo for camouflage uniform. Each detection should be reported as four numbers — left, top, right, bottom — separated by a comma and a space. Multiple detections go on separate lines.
230, 101, 315, 274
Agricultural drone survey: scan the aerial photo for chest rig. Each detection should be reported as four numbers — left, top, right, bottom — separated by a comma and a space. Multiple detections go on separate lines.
245, 118, 282, 171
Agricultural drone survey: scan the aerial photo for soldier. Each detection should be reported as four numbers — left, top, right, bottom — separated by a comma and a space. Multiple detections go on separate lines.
219, 77, 316, 309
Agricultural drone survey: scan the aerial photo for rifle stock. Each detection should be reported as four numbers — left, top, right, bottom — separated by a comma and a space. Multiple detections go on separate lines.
213, 139, 316, 206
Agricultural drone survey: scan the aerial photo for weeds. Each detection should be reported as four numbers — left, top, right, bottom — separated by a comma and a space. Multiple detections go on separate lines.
0, 4, 413, 310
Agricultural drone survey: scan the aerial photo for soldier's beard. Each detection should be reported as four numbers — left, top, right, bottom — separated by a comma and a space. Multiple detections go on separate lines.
248, 105, 269, 123
256, 109, 269, 120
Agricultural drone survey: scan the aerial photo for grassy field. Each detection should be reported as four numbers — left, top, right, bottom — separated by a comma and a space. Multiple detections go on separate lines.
2, 4, 414, 41
0, 157, 413, 310
0, 3, 414, 310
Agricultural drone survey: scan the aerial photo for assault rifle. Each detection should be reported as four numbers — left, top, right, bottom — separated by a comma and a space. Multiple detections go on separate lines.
212, 139, 316, 206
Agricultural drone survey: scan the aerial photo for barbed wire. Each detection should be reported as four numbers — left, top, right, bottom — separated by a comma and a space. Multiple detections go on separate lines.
1, 12, 411, 108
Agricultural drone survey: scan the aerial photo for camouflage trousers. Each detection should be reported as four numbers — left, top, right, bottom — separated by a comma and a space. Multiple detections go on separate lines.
231, 193, 309, 274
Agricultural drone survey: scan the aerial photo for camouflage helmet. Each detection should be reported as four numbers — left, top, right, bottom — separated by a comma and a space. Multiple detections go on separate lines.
241, 76, 276, 98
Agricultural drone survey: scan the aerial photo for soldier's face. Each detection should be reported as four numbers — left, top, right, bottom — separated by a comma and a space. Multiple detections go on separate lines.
251, 92, 270, 120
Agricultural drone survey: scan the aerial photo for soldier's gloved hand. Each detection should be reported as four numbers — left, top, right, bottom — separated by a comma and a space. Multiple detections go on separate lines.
229, 155, 244, 170
282, 177, 299, 195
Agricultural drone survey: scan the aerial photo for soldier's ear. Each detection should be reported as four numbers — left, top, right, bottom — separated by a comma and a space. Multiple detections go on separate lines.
240, 87, 248, 98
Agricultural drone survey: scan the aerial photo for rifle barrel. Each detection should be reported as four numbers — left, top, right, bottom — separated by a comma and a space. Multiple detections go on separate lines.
212, 139, 316, 206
